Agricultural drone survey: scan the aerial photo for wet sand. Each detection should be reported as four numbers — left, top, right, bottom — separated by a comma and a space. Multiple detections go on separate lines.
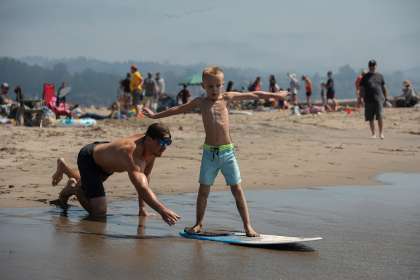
1, 173, 419, 280
1, 107, 420, 208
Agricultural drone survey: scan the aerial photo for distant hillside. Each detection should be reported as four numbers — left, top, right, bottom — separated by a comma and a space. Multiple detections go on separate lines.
0, 56, 418, 105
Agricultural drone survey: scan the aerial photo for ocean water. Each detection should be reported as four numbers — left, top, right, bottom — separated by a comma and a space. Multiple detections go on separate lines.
0, 173, 419, 280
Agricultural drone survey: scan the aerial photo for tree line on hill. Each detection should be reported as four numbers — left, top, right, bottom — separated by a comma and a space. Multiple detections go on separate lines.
0, 56, 417, 106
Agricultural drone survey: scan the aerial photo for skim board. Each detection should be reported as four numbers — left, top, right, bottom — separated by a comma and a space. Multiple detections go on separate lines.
179, 230, 322, 245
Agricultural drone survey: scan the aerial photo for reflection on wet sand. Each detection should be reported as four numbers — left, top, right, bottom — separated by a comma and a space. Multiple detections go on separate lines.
1, 173, 420, 280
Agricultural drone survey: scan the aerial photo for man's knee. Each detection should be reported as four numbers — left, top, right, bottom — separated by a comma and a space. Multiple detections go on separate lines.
90, 208, 107, 217
88, 197, 107, 217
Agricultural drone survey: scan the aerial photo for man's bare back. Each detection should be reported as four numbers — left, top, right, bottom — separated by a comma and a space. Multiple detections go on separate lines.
93, 134, 149, 174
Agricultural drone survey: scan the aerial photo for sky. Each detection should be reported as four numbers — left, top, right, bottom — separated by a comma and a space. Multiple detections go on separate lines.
1, 0, 419, 72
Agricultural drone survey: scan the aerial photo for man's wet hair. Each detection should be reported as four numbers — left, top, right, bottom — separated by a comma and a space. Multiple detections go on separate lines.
146, 123, 171, 140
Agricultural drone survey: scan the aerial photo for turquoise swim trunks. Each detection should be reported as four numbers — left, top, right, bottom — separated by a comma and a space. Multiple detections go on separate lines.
199, 144, 241, 186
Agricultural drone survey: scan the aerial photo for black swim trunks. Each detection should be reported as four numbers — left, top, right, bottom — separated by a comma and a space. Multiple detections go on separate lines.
77, 141, 113, 199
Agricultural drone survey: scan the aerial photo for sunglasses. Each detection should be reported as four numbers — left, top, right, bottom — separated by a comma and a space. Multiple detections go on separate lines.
158, 137, 172, 148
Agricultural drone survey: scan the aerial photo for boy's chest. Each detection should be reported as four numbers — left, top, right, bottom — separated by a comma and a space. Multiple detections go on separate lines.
201, 99, 228, 117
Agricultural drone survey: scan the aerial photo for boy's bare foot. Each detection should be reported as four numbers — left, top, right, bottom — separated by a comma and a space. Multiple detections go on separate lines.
52, 158, 66, 186
245, 226, 260, 237
184, 224, 203, 234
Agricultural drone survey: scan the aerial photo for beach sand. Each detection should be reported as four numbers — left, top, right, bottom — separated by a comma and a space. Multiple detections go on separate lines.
1, 108, 420, 280
0, 107, 419, 208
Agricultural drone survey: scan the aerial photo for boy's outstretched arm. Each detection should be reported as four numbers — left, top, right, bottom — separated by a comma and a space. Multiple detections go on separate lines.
226, 91, 289, 102
143, 97, 201, 119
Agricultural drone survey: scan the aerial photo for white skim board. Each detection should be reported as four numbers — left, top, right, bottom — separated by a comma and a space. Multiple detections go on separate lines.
179, 230, 323, 245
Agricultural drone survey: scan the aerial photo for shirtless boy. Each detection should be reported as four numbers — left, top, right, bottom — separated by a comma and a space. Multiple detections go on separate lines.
50, 123, 180, 225
143, 66, 288, 237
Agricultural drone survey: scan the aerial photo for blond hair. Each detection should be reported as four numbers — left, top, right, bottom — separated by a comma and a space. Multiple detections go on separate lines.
403, 80, 411, 86
202, 66, 224, 81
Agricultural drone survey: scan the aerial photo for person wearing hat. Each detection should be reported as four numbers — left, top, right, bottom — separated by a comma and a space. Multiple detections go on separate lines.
359, 59, 389, 139
0, 82, 12, 105
50, 122, 180, 224
129, 64, 144, 117
0, 83, 13, 116
396, 80, 418, 107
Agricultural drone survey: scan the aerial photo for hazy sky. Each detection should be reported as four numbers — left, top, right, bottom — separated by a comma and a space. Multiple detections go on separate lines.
1, 0, 419, 72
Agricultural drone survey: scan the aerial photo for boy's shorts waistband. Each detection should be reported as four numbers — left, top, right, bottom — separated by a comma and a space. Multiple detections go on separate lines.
203, 143, 234, 152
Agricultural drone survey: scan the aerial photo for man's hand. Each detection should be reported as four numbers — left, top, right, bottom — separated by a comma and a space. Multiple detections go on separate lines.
142, 107, 157, 118
160, 208, 181, 226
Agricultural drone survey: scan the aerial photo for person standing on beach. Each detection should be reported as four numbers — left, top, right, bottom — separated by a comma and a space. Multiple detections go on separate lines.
268, 75, 281, 108
176, 84, 191, 105
320, 81, 326, 107
226, 80, 234, 92
119, 73, 132, 114
359, 59, 389, 139
249, 76, 262, 91
355, 70, 366, 108
154, 73, 165, 111
288, 73, 299, 103
143, 66, 288, 237
50, 123, 180, 225
268, 75, 280, 93
302, 75, 313, 107
130, 64, 144, 117
143, 73, 157, 109
326, 71, 337, 111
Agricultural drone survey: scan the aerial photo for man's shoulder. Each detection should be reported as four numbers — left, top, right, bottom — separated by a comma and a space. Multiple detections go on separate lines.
375, 72, 385, 80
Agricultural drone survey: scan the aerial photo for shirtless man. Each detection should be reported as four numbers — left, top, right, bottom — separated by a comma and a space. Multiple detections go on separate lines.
143, 66, 288, 237
50, 123, 180, 225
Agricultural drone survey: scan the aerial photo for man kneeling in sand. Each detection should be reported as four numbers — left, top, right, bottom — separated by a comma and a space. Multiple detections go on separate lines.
50, 123, 180, 226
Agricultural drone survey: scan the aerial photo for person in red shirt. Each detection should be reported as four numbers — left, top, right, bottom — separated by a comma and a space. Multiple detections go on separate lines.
355, 70, 366, 108
302, 75, 313, 107
249, 76, 262, 91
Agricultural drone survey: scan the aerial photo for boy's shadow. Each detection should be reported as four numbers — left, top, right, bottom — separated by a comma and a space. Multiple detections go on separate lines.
234, 243, 317, 252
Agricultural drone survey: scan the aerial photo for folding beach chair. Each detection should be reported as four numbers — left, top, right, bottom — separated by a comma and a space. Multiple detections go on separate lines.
42, 83, 70, 117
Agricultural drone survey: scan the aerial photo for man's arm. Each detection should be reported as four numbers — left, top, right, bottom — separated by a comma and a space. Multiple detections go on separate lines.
226, 91, 288, 102
383, 86, 389, 100
125, 150, 179, 225
128, 169, 180, 225
382, 78, 389, 100
143, 97, 201, 119
137, 158, 155, 216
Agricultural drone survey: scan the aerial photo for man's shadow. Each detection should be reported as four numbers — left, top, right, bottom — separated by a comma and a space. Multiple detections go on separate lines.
52, 206, 166, 240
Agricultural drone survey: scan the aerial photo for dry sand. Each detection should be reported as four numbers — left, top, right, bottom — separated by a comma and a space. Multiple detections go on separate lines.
0, 107, 419, 208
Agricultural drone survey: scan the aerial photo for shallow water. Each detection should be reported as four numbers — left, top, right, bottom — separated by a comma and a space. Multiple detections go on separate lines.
1, 173, 419, 280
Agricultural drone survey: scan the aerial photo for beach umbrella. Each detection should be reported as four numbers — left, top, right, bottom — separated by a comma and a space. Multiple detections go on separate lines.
179, 73, 202, 86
